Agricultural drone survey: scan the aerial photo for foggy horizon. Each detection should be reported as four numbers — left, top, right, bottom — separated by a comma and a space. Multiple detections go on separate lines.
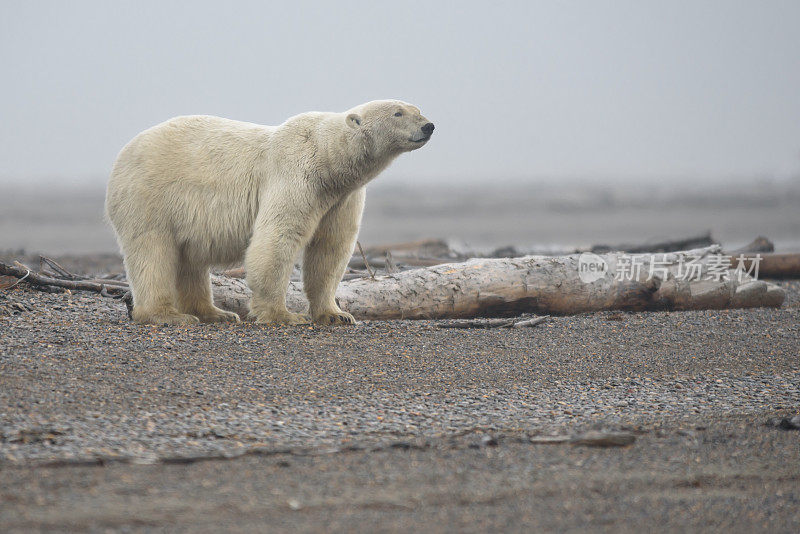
2, 1, 800, 186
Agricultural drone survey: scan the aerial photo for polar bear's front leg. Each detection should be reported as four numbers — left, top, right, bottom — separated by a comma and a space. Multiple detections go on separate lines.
303, 188, 366, 325
245, 202, 315, 325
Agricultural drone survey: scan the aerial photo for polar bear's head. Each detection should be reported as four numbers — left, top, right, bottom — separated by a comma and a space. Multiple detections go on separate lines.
346, 100, 434, 155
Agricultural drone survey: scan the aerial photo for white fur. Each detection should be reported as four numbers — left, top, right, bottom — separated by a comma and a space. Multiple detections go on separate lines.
105, 100, 433, 325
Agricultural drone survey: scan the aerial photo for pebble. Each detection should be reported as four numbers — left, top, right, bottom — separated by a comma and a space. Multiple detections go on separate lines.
570, 431, 636, 447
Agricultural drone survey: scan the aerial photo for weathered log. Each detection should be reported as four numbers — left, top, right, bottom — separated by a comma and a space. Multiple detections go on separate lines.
225, 235, 785, 282
590, 232, 714, 254
363, 238, 451, 258
727, 253, 800, 279
729, 236, 775, 254
211, 246, 785, 320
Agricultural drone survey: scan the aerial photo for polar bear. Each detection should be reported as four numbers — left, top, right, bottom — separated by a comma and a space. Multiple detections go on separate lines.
106, 100, 434, 325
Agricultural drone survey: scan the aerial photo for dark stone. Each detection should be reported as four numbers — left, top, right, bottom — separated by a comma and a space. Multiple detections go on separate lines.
766, 415, 800, 430
481, 435, 499, 447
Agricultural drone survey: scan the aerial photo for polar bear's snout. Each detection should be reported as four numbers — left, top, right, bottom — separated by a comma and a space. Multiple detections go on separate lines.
410, 122, 435, 144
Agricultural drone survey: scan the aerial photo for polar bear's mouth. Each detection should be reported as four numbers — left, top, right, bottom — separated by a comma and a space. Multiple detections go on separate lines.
409, 136, 430, 143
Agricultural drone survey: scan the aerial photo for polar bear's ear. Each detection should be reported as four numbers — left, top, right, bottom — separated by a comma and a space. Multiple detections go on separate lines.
346, 113, 362, 129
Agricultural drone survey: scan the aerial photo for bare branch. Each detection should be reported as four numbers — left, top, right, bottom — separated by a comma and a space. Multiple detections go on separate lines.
356, 241, 376, 280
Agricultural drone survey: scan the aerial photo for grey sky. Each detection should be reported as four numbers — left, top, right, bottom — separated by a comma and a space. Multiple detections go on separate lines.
1, 1, 799, 185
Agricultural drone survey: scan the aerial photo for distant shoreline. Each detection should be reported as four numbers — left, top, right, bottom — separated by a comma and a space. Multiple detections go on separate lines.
2, 180, 799, 255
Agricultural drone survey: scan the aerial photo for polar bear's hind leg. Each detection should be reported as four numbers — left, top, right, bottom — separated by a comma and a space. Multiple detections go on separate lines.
124, 233, 200, 325
176, 262, 241, 323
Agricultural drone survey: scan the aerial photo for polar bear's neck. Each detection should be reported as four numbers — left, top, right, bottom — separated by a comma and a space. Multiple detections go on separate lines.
270, 113, 400, 197
317, 124, 399, 192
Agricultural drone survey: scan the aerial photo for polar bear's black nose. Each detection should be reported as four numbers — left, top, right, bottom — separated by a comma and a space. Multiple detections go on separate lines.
421, 123, 435, 135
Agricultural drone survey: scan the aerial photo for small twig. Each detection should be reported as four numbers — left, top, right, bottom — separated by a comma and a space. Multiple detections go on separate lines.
118, 290, 133, 319
384, 251, 396, 274
437, 318, 516, 329
99, 272, 126, 281
39, 256, 79, 280
82, 278, 129, 288
357, 241, 376, 280
509, 315, 550, 328
527, 435, 572, 444
437, 315, 550, 329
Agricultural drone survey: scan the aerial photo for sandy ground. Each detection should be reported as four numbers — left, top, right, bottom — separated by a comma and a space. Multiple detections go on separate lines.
1, 254, 799, 532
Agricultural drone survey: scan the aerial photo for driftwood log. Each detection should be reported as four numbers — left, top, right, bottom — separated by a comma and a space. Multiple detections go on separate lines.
212, 246, 785, 320
729, 253, 800, 279
349, 234, 776, 273
590, 232, 715, 254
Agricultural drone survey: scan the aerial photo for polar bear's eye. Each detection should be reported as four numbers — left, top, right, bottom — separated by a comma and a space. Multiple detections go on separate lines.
394, 111, 403, 117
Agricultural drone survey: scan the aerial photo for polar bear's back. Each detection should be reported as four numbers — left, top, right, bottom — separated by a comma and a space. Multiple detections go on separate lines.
113, 115, 273, 183
106, 115, 273, 265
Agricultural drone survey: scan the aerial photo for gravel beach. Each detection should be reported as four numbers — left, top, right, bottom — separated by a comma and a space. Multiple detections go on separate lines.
1, 256, 799, 532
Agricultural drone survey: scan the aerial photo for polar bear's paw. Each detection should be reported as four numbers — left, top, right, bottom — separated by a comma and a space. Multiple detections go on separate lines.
251, 310, 311, 325
133, 309, 200, 326
197, 307, 241, 324
313, 310, 356, 326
